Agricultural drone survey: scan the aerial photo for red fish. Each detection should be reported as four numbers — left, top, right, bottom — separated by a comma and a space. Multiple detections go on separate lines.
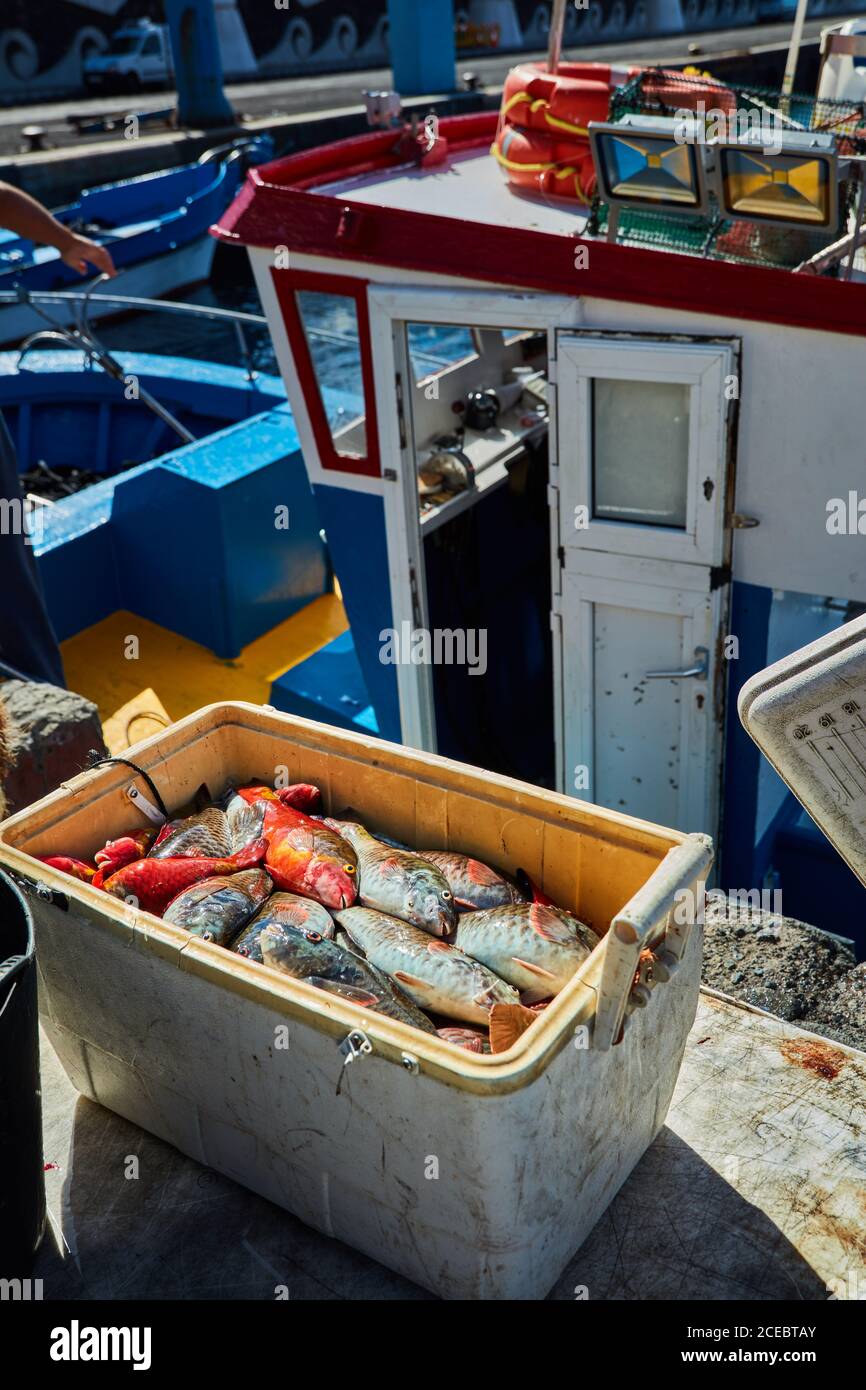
40, 856, 96, 884
275, 783, 322, 814
102, 838, 268, 916
236, 787, 357, 909
94, 829, 156, 874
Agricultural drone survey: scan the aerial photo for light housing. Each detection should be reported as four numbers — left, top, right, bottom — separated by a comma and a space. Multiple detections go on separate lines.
710, 128, 838, 233
588, 115, 709, 216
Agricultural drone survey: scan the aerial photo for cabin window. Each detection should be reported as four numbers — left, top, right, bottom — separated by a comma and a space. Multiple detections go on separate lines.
296, 290, 368, 459
407, 323, 477, 385
591, 378, 690, 529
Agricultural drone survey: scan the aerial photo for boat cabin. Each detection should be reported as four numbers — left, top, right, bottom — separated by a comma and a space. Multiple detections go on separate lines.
216, 69, 866, 936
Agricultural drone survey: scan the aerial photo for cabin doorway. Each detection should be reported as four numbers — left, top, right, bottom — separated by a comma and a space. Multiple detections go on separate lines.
369, 288, 736, 837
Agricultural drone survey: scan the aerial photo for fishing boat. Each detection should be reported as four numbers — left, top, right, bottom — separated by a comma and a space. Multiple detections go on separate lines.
0, 284, 356, 740
0, 137, 273, 347
213, 19, 866, 950
5, 5, 866, 1315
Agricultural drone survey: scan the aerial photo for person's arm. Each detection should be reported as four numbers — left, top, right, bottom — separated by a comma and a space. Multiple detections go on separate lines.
0, 181, 116, 276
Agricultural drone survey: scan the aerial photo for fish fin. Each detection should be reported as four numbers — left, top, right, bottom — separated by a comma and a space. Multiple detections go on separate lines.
228, 837, 269, 870
526, 904, 586, 946
489, 1003, 538, 1054
511, 956, 558, 980
192, 782, 212, 812
426, 940, 453, 954
466, 859, 503, 887
308, 977, 380, 1007
515, 868, 555, 907
453, 896, 477, 911
393, 971, 428, 990
152, 821, 176, 850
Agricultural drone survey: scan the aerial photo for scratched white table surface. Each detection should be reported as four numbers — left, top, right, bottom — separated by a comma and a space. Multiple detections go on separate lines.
32, 992, 866, 1301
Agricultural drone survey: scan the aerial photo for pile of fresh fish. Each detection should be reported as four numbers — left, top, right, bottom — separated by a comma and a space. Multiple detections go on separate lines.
38, 778, 600, 1054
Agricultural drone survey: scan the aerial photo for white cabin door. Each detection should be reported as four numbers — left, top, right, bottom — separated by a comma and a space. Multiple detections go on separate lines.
553, 335, 736, 837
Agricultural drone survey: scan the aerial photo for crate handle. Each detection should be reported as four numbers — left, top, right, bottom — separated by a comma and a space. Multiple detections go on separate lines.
593, 833, 713, 1052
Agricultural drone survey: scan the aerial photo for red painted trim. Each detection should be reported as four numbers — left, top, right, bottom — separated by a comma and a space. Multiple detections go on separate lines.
272, 268, 380, 479
212, 112, 866, 341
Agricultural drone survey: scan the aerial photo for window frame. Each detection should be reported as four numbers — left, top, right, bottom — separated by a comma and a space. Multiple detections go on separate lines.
271, 267, 381, 478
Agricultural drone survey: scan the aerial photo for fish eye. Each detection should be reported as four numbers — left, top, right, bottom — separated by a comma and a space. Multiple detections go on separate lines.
442, 890, 452, 901
344, 863, 356, 875
304, 930, 323, 944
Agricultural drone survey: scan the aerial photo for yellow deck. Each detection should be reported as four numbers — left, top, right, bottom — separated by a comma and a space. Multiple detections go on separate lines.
61, 596, 348, 754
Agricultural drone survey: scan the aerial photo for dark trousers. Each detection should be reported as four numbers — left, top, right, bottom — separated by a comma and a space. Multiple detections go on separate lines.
0, 411, 65, 687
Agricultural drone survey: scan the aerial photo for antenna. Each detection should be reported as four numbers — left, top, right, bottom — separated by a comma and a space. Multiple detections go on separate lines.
548, 0, 568, 74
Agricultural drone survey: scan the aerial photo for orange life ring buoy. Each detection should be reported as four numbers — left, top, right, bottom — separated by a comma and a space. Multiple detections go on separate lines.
492, 61, 639, 205
492, 61, 733, 206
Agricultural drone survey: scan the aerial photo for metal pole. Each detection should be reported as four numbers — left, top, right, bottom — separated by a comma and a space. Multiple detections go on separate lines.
844, 169, 866, 280
781, 0, 810, 99
548, 0, 569, 74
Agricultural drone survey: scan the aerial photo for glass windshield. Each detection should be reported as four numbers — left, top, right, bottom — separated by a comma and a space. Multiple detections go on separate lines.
108, 36, 143, 56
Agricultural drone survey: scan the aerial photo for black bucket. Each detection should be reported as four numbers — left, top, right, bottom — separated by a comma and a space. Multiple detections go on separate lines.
0, 871, 45, 1273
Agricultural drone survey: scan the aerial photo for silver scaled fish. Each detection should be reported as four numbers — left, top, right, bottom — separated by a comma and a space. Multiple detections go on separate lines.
336, 907, 519, 1025
163, 868, 273, 946
259, 923, 436, 1033
327, 820, 457, 938
455, 903, 600, 1003
414, 850, 525, 912
232, 891, 336, 963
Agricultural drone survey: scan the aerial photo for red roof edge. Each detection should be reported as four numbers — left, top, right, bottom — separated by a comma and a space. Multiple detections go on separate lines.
212, 114, 866, 341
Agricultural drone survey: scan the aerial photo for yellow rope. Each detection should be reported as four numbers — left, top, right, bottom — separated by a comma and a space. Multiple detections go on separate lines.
491, 141, 592, 202
490, 142, 557, 174
502, 90, 533, 117
502, 87, 591, 139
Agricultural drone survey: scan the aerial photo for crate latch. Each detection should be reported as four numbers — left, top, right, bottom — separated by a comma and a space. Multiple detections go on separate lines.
11, 873, 69, 913
336, 1028, 372, 1095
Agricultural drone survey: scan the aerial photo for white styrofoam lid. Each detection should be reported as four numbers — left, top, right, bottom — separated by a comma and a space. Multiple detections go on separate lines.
738, 613, 866, 890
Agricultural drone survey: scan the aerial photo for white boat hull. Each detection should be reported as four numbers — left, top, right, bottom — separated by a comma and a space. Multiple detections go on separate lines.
0, 235, 217, 348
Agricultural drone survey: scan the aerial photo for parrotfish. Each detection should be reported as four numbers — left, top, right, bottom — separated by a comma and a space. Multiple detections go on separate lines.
94, 829, 156, 875
149, 807, 233, 860
232, 891, 336, 962
454, 903, 600, 1003
336, 907, 519, 1025
236, 788, 357, 910
275, 783, 322, 814
163, 868, 273, 945
103, 838, 268, 916
39, 856, 96, 883
414, 850, 524, 912
327, 820, 456, 938
259, 923, 436, 1033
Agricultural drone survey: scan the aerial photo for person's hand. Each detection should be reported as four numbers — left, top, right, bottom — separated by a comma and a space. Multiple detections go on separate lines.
59, 233, 116, 277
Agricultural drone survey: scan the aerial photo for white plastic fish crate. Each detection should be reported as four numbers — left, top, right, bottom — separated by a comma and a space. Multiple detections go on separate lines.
0, 702, 711, 1300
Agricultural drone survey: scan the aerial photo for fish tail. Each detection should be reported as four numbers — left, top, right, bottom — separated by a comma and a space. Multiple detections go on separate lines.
488, 1002, 539, 1054
225, 837, 269, 870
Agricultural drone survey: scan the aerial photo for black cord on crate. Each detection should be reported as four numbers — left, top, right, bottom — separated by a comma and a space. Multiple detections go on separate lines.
86, 751, 169, 820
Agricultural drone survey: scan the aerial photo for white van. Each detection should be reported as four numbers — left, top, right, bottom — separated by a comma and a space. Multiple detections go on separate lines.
83, 21, 174, 94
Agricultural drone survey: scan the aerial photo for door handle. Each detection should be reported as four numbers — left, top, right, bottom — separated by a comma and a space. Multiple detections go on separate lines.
644, 646, 709, 680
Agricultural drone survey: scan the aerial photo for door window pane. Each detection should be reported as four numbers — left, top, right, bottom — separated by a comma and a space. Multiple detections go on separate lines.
592, 378, 690, 528
407, 323, 477, 384
296, 290, 367, 458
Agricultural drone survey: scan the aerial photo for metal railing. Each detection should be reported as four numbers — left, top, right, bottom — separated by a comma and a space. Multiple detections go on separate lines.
0, 277, 270, 445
